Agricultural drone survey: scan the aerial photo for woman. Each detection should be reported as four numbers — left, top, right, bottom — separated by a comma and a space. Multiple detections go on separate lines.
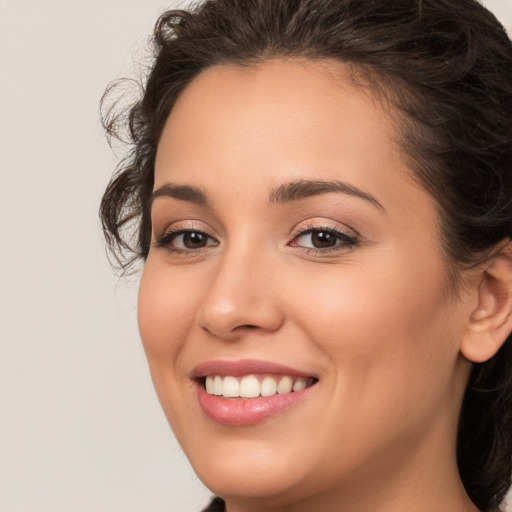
100, 0, 512, 511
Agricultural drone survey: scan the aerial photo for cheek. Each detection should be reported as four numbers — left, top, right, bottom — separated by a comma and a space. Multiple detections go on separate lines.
137, 259, 206, 437
280, 256, 462, 477
137, 259, 197, 363
288, 253, 458, 408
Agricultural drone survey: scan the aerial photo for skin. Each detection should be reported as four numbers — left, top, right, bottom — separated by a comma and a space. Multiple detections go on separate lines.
138, 59, 485, 512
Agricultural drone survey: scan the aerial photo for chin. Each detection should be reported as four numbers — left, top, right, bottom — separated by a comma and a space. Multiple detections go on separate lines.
179, 430, 317, 501
196, 460, 313, 506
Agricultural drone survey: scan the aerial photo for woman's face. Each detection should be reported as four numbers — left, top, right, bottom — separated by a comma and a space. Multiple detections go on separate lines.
138, 59, 473, 508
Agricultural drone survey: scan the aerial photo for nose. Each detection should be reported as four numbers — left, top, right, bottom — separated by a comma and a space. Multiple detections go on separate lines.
196, 250, 285, 341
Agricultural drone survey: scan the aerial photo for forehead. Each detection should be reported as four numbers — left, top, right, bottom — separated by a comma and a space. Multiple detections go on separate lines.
154, 58, 421, 214
158, 60, 397, 162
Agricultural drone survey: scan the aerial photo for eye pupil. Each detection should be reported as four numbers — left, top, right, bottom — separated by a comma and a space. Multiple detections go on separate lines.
312, 231, 337, 248
183, 232, 207, 248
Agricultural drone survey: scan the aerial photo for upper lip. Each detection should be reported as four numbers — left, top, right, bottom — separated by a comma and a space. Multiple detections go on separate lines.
191, 359, 317, 379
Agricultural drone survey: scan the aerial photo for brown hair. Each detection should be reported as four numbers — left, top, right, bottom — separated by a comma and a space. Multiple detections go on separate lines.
100, 1, 512, 510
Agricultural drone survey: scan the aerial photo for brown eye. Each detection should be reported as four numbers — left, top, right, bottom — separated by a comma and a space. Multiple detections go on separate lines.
310, 231, 338, 248
182, 232, 208, 249
291, 228, 357, 252
156, 229, 218, 252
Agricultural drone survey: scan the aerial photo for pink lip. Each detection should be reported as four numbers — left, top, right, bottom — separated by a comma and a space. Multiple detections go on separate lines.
191, 359, 315, 379
192, 359, 317, 426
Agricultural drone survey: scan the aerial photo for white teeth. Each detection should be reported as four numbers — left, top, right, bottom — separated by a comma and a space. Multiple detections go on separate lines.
277, 376, 293, 394
260, 376, 277, 397
240, 375, 260, 398
293, 377, 307, 392
222, 376, 240, 398
213, 376, 223, 396
205, 374, 313, 398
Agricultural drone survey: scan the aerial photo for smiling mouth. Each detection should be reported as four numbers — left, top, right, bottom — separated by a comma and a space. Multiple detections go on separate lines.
202, 374, 318, 399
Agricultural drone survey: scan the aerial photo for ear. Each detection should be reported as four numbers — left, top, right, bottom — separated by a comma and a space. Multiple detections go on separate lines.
461, 242, 512, 363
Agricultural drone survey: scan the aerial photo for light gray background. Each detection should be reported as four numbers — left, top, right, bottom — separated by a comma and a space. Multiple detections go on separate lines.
0, 1, 511, 511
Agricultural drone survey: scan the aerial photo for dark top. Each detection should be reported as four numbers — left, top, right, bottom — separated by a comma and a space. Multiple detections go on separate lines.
202, 497, 226, 512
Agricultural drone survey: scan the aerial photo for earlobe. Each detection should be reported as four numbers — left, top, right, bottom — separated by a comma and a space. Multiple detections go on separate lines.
461, 241, 512, 363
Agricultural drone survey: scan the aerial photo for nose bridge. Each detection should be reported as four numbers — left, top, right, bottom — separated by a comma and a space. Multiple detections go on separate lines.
196, 240, 284, 340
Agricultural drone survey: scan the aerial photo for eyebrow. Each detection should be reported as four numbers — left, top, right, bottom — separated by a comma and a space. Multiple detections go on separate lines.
150, 183, 210, 207
268, 179, 385, 211
150, 179, 384, 211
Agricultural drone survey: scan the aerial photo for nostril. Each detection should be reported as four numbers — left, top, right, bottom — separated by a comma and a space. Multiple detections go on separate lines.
228, 324, 260, 335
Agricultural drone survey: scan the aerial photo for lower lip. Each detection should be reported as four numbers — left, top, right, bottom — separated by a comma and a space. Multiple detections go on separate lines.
196, 382, 314, 426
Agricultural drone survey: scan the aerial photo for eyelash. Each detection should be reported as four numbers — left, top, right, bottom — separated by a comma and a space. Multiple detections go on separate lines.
289, 224, 358, 254
155, 224, 358, 256
156, 227, 218, 255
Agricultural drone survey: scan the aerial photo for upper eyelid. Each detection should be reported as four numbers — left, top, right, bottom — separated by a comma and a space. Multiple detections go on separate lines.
294, 224, 351, 235
154, 220, 217, 238
291, 220, 359, 239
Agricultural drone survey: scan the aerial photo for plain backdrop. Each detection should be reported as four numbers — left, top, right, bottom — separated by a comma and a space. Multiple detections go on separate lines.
0, 1, 511, 511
